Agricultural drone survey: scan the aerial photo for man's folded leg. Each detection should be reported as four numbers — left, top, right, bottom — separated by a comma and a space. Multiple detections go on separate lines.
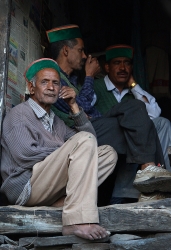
26, 131, 117, 240
104, 99, 171, 196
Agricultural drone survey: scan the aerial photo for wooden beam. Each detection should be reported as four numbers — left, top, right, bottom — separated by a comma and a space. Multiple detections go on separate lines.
110, 233, 171, 250
34, 248, 72, 250
19, 235, 109, 248
72, 243, 110, 249
0, 199, 171, 234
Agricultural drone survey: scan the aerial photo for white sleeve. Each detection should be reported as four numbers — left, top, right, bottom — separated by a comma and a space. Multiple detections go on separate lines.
91, 93, 97, 106
131, 84, 161, 119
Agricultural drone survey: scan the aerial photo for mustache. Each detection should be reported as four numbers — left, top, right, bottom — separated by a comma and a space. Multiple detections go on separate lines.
117, 71, 128, 75
44, 92, 56, 96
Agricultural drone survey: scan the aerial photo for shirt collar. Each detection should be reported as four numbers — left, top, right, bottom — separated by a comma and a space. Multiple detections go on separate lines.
60, 67, 78, 86
104, 75, 129, 94
104, 75, 116, 91
28, 98, 55, 119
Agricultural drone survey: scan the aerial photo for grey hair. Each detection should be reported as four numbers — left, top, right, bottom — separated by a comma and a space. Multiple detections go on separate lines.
30, 75, 37, 87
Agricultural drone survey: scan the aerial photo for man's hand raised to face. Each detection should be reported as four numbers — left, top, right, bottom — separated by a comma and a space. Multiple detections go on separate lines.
85, 55, 101, 77
127, 75, 136, 88
127, 75, 148, 103
59, 86, 79, 114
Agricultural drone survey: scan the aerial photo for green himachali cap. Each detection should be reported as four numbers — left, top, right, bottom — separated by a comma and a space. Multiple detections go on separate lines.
24, 58, 60, 82
105, 44, 134, 62
46, 24, 82, 43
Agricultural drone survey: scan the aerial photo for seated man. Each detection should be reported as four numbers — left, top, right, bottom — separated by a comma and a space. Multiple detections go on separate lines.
94, 44, 171, 171
0, 58, 118, 240
46, 24, 171, 201
94, 44, 171, 202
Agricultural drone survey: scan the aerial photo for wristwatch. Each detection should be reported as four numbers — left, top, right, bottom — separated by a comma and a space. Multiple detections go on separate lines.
130, 82, 137, 89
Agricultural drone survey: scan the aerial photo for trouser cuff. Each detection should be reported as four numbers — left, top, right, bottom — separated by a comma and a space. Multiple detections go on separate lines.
62, 209, 99, 226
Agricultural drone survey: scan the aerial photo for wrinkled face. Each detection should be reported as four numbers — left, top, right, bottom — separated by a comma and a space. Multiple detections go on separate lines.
67, 38, 87, 70
105, 57, 133, 86
28, 68, 60, 112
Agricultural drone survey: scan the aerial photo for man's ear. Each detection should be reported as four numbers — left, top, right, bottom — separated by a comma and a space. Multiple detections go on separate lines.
105, 63, 109, 73
27, 82, 35, 95
63, 45, 69, 56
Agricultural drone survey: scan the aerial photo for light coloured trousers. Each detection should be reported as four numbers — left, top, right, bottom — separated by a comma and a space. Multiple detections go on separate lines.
26, 131, 117, 225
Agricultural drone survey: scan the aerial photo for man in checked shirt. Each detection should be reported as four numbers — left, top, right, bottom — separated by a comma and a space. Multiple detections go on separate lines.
46, 25, 171, 202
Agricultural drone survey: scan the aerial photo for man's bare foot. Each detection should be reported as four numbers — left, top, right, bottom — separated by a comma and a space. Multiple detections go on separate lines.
51, 196, 66, 208
62, 224, 109, 240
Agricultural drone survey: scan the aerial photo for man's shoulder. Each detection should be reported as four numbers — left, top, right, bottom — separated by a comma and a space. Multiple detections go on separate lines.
94, 77, 105, 85
6, 101, 29, 115
3, 101, 31, 125
94, 78, 106, 93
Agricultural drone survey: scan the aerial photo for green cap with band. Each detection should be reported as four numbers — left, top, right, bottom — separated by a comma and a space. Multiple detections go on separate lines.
24, 58, 60, 82
105, 45, 134, 62
46, 24, 82, 43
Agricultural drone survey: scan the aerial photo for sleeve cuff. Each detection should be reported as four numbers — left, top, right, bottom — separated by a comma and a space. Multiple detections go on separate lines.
131, 84, 145, 100
69, 107, 88, 126
85, 76, 94, 84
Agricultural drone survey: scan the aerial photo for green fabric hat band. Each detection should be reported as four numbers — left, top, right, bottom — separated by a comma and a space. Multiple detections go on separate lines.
24, 58, 60, 82
106, 47, 133, 61
47, 27, 82, 43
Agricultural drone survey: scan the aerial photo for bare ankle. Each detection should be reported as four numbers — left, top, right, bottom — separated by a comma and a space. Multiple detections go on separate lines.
51, 196, 66, 207
141, 162, 155, 170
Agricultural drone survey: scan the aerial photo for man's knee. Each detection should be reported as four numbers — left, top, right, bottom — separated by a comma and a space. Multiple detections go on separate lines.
71, 131, 96, 139
70, 131, 97, 147
118, 99, 147, 116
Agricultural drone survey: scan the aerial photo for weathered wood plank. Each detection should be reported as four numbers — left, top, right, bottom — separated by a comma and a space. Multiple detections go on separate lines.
99, 199, 171, 232
110, 233, 142, 242
110, 233, 171, 250
35, 247, 72, 250
19, 235, 109, 247
0, 206, 62, 234
1, 199, 171, 234
0, 247, 26, 250
72, 243, 110, 249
